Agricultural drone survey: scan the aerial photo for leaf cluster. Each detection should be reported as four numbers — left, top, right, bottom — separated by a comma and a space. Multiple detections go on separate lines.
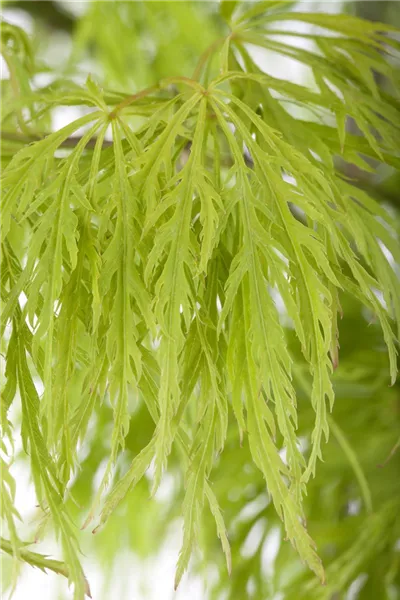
1, 2, 400, 598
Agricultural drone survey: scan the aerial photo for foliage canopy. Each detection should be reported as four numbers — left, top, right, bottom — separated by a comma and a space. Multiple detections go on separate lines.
1, 2, 400, 599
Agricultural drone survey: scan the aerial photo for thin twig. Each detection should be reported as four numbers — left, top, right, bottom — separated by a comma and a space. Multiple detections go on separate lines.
109, 76, 204, 119
192, 36, 227, 81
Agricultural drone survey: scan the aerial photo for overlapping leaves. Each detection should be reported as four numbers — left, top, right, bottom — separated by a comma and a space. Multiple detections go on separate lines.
1, 4, 399, 598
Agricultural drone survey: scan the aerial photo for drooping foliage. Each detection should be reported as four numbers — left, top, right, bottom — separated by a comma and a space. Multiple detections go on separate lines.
1, 2, 400, 599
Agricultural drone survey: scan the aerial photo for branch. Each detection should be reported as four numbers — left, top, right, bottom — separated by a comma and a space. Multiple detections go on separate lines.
1, 130, 113, 149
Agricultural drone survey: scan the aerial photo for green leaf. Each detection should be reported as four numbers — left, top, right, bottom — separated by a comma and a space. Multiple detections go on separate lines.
1, 7, 399, 596
220, 0, 239, 23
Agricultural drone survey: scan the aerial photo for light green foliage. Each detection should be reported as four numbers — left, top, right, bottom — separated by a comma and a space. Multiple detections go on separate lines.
1, 2, 399, 598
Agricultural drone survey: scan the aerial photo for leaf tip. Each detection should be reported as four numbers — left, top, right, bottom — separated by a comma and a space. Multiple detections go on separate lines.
80, 515, 92, 531
84, 578, 92, 598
